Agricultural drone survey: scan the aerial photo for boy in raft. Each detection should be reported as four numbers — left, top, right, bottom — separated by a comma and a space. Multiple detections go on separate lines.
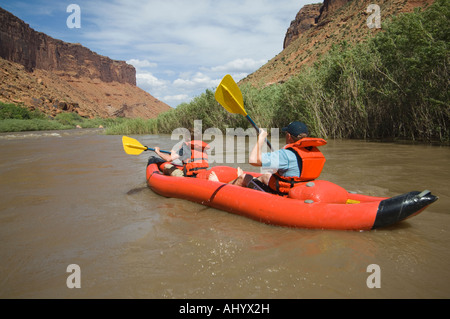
154, 135, 210, 178
209, 121, 327, 195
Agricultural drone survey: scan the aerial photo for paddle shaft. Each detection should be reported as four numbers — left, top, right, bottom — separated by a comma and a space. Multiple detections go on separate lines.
147, 147, 171, 154
124, 143, 171, 154
246, 115, 273, 151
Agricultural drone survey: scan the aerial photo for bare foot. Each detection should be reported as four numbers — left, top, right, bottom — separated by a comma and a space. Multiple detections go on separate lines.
237, 167, 244, 177
208, 171, 220, 182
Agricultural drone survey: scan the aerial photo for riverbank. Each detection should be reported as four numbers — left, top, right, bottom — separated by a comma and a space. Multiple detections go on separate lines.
0, 101, 127, 133
1, 1, 448, 142
1, 98, 449, 145
0, 127, 105, 140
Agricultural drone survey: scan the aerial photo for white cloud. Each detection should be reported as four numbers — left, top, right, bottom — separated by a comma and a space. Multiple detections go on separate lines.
136, 72, 167, 88
77, 0, 310, 107
127, 59, 158, 69
209, 58, 267, 73
4, 0, 312, 107
136, 71, 170, 100
173, 72, 220, 89
163, 94, 190, 104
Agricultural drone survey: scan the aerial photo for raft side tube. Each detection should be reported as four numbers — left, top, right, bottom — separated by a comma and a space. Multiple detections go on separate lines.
372, 190, 438, 229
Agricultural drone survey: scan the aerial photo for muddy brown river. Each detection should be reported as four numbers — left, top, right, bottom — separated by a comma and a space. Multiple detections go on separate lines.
0, 129, 449, 299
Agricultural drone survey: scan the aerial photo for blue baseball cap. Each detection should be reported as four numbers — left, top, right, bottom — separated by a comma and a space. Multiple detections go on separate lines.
282, 121, 308, 136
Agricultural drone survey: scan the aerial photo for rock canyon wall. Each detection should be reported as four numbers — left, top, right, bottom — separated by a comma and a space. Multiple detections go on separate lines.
245, 0, 435, 87
0, 7, 171, 118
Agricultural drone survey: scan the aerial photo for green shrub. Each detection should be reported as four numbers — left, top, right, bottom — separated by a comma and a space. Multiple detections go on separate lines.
0, 102, 45, 120
105, 118, 157, 135
54, 112, 84, 126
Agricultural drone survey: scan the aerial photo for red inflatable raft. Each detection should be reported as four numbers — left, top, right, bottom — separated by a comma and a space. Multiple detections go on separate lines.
146, 161, 438, 231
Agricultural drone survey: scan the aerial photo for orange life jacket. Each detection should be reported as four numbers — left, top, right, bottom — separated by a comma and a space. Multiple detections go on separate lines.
182, 140, 210, 177
268, 138, 327, 195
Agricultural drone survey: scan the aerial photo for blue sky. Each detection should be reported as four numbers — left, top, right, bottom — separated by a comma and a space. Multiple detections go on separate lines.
0, 0, 312, 107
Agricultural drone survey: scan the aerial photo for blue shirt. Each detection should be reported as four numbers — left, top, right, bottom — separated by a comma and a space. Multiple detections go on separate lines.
177, 143, 191, 162
261, 149, 300, 177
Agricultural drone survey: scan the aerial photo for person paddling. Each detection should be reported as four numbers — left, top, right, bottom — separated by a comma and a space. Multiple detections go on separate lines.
210, 121, 327, 196
155, 134, 210, 178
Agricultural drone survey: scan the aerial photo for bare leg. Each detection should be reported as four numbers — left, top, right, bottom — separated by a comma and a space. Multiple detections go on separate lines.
209, 167, 243, 183
229, 167, 244, 185
163, 164, 184, 177
230, 168, 255, 187
210, 168, 270, 190
257, 173, 272, 185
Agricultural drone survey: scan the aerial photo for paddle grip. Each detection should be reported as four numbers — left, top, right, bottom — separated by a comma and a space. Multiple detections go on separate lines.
246, 115, 273, 151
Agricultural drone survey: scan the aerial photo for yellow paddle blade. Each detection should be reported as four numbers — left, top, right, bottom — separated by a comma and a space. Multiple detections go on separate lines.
215, 74, 247, 116
122, 136, 148, 155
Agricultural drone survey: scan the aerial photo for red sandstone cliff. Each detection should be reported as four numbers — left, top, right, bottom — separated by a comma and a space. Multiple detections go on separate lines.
283, 0, 352, 50
317, 0, 352, 23
244, 0, 435, 87
0, 7, 171, 118
283, 3, 322, 49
